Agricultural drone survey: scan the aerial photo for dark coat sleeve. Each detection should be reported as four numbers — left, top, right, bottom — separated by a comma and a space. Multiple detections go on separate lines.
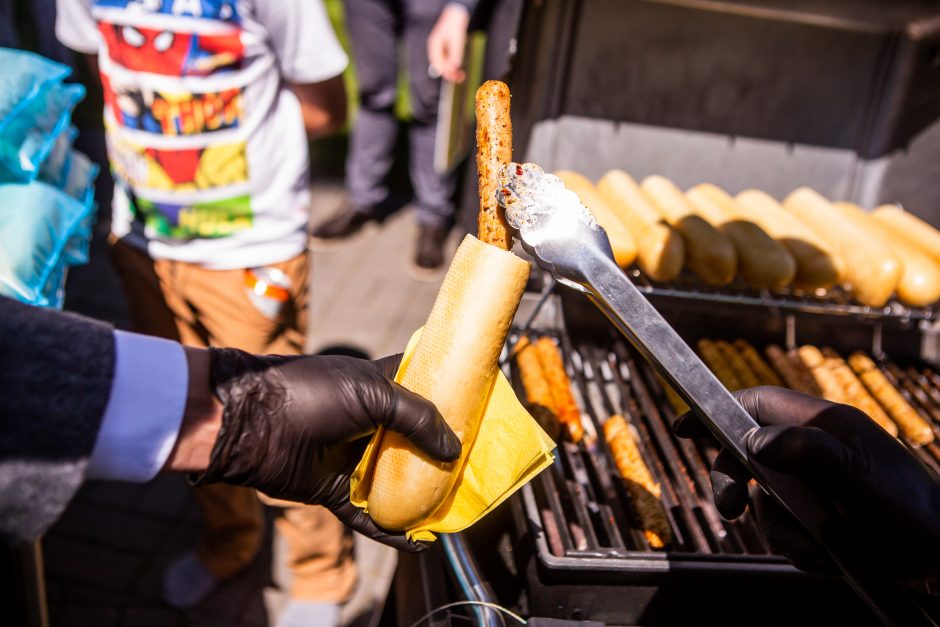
0, 297, 116, 544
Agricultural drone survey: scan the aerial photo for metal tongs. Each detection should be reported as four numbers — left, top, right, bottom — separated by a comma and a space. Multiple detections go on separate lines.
495, 162, 936, 627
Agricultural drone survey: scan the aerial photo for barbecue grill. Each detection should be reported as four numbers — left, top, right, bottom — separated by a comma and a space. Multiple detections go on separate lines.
506, 290, 940, 625
386, 290, 940, 626
393, 1, 940, 623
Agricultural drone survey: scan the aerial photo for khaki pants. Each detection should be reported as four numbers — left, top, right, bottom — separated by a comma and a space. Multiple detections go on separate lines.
110, 238, 357, 602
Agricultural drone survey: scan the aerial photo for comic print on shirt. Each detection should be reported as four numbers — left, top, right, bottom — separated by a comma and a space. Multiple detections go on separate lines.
127, 188, 252, 239
91, 0, 253, 240
107, 131, 248, 192
97, 21, 244, 77
102, 74, 244, 135
93, 0, 242, 23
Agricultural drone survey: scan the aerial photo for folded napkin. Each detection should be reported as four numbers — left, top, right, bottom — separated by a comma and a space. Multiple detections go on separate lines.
350, 327, 556, 541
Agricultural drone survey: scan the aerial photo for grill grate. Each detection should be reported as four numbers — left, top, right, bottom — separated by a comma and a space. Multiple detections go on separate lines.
511, 329, 940, 570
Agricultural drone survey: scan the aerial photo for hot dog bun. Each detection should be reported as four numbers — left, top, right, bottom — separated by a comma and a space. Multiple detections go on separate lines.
597, 170, 685, 282
686, 184, 795, 288
784, 188, 902, 307
642, 175, 736, 285
555, 170, 638, 269
734, 190, 842, 289
366, 235, 529, 529
834, 202, 940, 307
871, 205, 940, 268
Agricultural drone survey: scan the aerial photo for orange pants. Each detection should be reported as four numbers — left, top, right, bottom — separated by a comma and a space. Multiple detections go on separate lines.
110, 238, 357, 603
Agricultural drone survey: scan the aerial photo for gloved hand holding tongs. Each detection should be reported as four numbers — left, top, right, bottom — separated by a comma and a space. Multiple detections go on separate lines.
496, 162, 940, 626
674, 387, 940, 595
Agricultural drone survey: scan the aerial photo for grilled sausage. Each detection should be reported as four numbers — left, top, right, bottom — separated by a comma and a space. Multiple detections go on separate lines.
534, 336, 585, 443
848, 352, 933, 446
475, 80, 513, 250
734, 340, 783, 387
604, 415, 672, 549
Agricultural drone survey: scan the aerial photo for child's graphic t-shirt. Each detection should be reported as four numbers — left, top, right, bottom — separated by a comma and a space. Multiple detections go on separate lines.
57, 0, 348, 268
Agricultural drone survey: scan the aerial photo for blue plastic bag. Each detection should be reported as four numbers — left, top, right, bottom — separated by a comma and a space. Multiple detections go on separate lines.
0, 82, 85, 180
0, 180, 96, 307
0, 48, 70, 126
39, 125, 78, 187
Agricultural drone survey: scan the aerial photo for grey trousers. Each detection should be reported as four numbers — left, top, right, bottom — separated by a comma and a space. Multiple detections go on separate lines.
343, 0, 456, 228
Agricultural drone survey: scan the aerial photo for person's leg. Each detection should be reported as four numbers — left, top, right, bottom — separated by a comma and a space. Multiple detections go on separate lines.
108, 237, 182, 341
108, 238, 266, 606
313, 0, 400, 240
271, 506, 356, 627
403, 0, 457, 271
182, 253, 356, 626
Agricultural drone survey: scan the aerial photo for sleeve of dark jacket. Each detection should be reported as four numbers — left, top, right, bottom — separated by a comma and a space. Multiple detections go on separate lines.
0, 296, 116, 544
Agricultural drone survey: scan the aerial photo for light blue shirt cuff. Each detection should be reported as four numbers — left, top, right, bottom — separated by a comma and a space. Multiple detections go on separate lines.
87, 330, 188, 482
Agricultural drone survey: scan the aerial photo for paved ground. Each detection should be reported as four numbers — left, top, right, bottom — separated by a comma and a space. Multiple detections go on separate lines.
46, 180, 464, 627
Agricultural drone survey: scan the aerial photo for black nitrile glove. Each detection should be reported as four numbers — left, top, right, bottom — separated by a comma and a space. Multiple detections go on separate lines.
673, 386, 940, 592
191, 349, 461, 552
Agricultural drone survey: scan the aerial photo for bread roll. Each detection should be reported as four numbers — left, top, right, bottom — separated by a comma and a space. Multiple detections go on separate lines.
641, 175, 736, 285
734, 189, 842, 289
686, 184, 795, 288
783, 188, 902, 307
555, 170, 638, 269
475, 81, 513, 250
834, 202, 940, 307
597, 170, 685, 282
604, 415, 672, 549
366, 235, 530, 529
871, 205, 940, 267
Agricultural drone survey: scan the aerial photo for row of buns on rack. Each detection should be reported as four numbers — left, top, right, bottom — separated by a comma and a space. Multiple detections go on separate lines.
557, 169, 940, 308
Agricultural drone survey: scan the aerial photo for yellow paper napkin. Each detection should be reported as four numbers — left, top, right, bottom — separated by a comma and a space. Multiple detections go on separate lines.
350, 328, 556, 541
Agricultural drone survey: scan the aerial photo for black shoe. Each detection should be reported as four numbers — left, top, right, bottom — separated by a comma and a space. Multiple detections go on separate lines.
411, 224, 450, 279
312, 202, 377, 241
